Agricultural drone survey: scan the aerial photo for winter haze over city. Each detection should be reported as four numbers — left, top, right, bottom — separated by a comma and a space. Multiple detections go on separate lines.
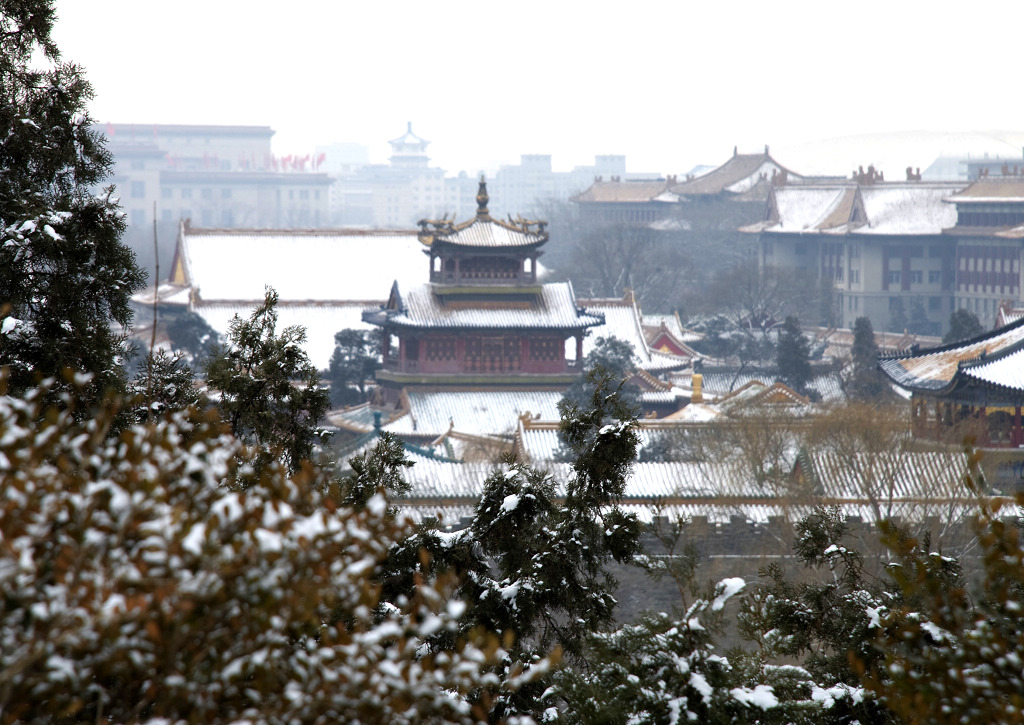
53, 0, 1024, 176
8, 0, 1024, 721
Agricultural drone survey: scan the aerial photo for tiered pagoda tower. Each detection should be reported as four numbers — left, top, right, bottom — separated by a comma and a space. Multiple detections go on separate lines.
364, 178, 602, 398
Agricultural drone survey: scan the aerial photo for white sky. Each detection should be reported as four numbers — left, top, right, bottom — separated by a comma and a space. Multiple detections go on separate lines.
52, 0, 1024, 177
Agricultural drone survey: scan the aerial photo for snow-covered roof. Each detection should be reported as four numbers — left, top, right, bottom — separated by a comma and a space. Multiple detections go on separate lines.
750, 182, 964, 236
583, 300, 655, 362
425, 217, 546, 249
689, 371, 847, 404
671, 152, 800, 197
946, 178, 1024, 203
515, 423, 666, 463
369, 282, 603, 331
196, 302, 373, 369
958, 346, 1024, 391
802, 450, 969, 503
383, 390, 564, 439
879, 317, 1024, 393
418, 179, 547, 249
175, 227, 424, 302
395, 448, 971, 525
131, 283, 192, 307
579, 296, 692, 373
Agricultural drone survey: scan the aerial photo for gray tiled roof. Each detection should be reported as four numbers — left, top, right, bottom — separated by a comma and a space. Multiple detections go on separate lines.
371, 282, 603, 331
434, 218, 545, 248
879, 317, 1024, 393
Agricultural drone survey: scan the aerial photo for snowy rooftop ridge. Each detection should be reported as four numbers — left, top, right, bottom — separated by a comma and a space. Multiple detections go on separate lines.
175, 225, 424, 302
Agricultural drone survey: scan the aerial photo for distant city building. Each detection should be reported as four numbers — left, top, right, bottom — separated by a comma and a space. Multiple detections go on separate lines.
99, 123, 332, 230
332, 123, 652, 227
747, 178, 966, 335
747, 173, 1024, 334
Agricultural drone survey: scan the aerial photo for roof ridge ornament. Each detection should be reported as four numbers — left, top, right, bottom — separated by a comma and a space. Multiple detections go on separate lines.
476, 175, 490, 218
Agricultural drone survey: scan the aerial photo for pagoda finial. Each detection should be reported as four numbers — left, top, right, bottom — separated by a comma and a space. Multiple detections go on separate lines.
476, 174, 489, 217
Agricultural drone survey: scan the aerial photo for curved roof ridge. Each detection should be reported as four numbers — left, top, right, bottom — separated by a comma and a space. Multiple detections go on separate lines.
880, 314, 1024, 361
958, 334, 1024, 371
417, 177, 548, 248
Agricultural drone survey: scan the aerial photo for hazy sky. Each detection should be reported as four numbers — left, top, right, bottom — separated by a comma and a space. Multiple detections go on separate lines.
52, 0, 1024, 176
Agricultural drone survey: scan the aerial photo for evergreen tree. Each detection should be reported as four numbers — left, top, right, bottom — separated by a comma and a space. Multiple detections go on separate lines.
907, 298, 932, 336
324, 328, 381, 407
846, 316, 890, 402
164, 308, 221, 366
205, 287, 330, 474
943, 308, 984, 344
0, 1, 145, 410
864, 457, 1024, 723
0, 374, 521, 724
775, 315, 812, 394
125, 348, 206, 425
560, 336, 640, 424
381, 366, 644, 720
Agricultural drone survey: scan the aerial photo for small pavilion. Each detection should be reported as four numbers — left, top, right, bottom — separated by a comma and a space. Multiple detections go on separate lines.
879, 317, 1024, 447
363, 178, 603, 401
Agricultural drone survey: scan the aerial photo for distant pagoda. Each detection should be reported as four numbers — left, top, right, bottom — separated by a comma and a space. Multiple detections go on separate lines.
363, 177, 603, 397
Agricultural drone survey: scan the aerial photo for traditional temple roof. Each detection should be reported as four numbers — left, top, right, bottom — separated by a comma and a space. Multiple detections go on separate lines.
670, 148, 800, 197
945, 178, 1024, 203
957, 344, 1024, 392
169, 222, 423, 302
580, 293, 691, 372
570, 179, 674, 204
417, 178, 548, 248
879, 316, 1024, 394
383, 390, 564, 439
395, 450, 971, 525
744, 181, 965, 236
388, 121, 428, 148
672, 370, 847, 404
197, 302, 373, 369
364, 281, 603, 331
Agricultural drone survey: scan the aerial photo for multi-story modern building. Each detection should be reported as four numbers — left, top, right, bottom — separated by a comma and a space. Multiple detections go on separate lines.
944, 179, 1024, 326
746, 174, 1024, 334
746, 178, 966, 335
99, 123, 332, 230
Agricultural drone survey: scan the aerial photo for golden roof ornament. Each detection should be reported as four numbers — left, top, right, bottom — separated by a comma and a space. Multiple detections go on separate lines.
476, 175, 489, 218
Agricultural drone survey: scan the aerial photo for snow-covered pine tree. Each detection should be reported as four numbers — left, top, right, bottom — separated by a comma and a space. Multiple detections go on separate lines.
845, 316, 890, 402
324, 327, 381, 407
865, 457, 1024, 723
0, 1, 145, 410
776, 315, 812, 394
205, 287, 331, 475
379, 366, 644, 720
0, 374, 520, 724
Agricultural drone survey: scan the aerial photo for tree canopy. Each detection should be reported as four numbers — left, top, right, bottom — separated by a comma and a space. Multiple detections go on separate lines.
0, 0, 145, 409
324, 327, 381, 408
846, 316, 891, 402
943, 308, 984, 344
205, 287, 330, 474
775, 315, 812, 394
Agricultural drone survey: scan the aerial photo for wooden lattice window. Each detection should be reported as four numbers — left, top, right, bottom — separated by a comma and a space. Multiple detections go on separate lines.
464, 335, 519, 372
529, 337, 561, 362
425, 336, 457, 362
465, 336, 481, 372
